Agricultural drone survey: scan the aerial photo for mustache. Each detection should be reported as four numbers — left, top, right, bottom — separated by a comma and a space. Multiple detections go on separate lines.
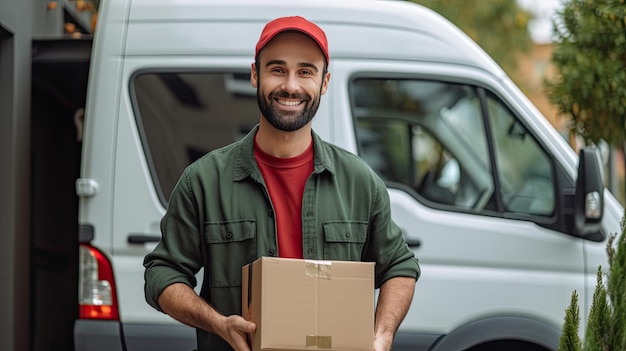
271, 91, 309, 101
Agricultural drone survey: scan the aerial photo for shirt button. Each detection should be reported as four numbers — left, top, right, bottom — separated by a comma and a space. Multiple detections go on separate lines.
226, 232, 233, 240
307, 248, 314, 255
306, 211, 313, 217
268, 249, 275, 256
346, 232, 351, 238
268, 211, 274, 218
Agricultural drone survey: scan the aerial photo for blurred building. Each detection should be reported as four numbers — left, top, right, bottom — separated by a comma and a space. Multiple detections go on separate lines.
0, 1, 96, 351
516, 43, 567, 133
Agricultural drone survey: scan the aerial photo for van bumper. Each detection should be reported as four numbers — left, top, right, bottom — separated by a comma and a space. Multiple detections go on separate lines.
74, 320, 124, 351
74, 320, 197, 351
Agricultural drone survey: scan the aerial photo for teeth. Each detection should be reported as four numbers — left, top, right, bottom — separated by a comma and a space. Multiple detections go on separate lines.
277, 99, 301, 106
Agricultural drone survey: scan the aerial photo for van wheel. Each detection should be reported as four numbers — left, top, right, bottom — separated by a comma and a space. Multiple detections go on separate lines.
465, 340, 550, 351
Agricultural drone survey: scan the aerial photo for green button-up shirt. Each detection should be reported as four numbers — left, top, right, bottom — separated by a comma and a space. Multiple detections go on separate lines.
144, 126, 420, 351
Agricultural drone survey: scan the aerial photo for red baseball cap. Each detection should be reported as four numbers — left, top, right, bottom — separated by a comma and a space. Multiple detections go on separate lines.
255, 16, 329, 64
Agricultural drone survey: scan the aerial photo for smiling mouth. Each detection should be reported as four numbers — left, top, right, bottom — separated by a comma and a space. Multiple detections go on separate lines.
276, 98, 303, 106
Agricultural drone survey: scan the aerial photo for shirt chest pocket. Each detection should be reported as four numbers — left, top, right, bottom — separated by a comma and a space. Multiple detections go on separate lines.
323, 221, 368, 261
205, 220, 256, 288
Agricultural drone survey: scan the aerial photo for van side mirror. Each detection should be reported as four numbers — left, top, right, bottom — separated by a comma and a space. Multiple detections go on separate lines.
574, 147, 604, 236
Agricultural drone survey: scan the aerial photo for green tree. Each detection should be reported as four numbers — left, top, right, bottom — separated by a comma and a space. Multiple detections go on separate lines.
583, 268, 609, 351
605, 219, 626, 349
545, 0, 626, 200
408, 0, 533, 82
558, 214, 626, 350
559, 291, 582, 351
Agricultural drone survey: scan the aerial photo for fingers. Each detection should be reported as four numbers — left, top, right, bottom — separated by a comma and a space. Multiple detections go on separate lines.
232, 315, 256, 332
224, 315, 257, 351
245, 321, 257, 333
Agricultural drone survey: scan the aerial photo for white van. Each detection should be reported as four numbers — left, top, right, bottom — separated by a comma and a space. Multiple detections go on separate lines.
73, 0, 624, 350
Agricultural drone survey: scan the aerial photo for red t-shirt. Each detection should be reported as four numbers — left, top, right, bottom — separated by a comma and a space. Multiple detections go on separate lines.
254, 139, 314, 259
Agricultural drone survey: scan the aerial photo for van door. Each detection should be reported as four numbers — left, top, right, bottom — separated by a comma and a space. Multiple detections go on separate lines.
331, 60, 586, 348
110, 59, 260, 349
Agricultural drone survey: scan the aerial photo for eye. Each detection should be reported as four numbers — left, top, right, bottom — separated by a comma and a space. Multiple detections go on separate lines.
270, 67, 285, 74
300, 69, 313, 76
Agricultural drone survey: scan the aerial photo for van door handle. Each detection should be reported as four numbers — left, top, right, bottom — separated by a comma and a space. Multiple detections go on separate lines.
405, 238, 421, 248
401, 228, 421, 248
128, 234, 161, 244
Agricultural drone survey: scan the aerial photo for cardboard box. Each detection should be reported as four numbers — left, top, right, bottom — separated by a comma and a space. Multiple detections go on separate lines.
242, 257, 375, 351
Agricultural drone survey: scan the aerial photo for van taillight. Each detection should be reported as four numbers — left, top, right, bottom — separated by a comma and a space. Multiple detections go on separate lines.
78, 244, 120, 320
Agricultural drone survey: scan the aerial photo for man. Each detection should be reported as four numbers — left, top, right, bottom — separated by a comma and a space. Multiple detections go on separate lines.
143, 15, 420, 351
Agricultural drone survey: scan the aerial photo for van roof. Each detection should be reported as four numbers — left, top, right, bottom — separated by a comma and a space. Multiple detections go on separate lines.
123, 0, 504, 76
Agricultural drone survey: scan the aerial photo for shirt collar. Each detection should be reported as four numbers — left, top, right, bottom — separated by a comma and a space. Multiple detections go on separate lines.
233, 124, 335, 181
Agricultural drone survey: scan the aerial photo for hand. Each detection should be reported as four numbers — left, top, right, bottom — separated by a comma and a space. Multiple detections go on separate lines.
373, 333, 393, 351
219, 315, 257, 351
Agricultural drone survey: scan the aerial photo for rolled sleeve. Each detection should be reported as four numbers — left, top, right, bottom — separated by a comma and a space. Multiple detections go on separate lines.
366, 176, 420, 288
144, 265, 196, 312
143, 170, 204, 311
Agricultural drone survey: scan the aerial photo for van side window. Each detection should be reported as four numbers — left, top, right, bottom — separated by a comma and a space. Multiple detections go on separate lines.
132, 72, 259, 205
486, 92, 555, 216
351, 78, 555, 217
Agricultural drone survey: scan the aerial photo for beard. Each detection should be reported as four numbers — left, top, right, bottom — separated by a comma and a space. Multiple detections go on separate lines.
257, 86, 322, 132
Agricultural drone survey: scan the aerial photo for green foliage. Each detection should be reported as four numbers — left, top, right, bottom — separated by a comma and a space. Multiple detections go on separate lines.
559, 291, 582, 351
546, 0, 626, 147
408, 0, 533, 77
606, 216, 626, 349
583, 268, 609, 350
559, 214, 626, 350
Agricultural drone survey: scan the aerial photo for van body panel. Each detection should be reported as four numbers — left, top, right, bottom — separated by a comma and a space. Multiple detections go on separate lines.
390, 188, 584, 333
76, 0, 624, 350
123, 0, 503, 74
122, 323, 196, 351
79, 0, 131, 250
74, 320, 197, 351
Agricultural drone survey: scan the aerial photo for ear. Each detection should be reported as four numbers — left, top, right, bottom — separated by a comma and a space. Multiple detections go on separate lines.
250, 63, 258, 88
320, 71, 331, 95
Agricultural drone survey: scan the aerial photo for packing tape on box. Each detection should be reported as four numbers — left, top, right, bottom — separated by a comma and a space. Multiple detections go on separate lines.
305, 260, 332, 280
306, 335, 332, 349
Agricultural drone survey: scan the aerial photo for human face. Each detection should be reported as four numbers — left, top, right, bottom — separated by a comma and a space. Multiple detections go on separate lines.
251, 31, 330, 132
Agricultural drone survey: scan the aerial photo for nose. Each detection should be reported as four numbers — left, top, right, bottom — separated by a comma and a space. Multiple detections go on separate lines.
282, 72, 300, 93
